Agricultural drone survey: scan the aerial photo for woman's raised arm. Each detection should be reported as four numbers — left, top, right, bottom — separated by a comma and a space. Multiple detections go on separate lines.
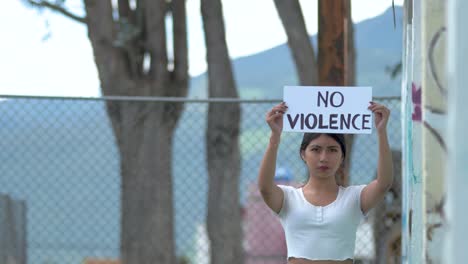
258, 102, 288, 213
361, 102, 394, 214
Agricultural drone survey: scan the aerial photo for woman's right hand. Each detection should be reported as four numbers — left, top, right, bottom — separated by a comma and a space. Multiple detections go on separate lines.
266, 102, 288, 136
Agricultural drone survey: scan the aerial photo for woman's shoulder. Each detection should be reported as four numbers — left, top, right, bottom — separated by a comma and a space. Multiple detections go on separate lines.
340, 184, 367, 196
277, 184, 302, 197
342, 184, 366, 190
277, 184, 300, 192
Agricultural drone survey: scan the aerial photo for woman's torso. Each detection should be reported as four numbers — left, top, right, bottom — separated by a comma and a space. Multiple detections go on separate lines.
288, 188, 354, 264
278, 185, 365, 263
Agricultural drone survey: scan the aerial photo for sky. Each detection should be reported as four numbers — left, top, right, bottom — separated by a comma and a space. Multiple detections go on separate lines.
0, 0, 403, 97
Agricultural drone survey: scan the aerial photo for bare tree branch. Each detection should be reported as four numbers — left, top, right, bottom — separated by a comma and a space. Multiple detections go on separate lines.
144, 0, 168, 83
273, 0, 318, 85
118, 0, 131, 19
27, 0, 86, 24
84, 0, 129, 95
171, 0, 188, 94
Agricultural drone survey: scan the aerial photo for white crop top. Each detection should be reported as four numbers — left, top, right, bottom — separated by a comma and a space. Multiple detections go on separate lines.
277, 184, 366, 261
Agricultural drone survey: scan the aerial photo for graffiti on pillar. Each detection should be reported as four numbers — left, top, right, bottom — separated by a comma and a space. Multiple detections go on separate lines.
423, 22, 448, 262
412, 83, 422, 122
428, 27, 448, 98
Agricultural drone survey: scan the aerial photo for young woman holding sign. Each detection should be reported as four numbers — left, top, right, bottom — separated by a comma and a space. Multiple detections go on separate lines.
258, 101, 393, 264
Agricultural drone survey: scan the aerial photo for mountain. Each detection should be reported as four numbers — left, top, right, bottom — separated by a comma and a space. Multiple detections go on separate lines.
190, 6, 403, 99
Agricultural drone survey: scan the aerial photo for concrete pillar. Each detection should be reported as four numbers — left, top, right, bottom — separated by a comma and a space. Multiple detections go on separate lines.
445, 0, 468, 262
421, 0, 447, 262
401, 0, 425, 262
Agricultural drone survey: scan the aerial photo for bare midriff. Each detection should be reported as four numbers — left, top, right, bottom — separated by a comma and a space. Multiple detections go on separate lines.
288, 258, 353, 264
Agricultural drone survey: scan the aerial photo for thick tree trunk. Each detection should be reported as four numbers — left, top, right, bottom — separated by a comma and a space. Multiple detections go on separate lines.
83, 1, 188, 263
118, 102, 176, 264
318, 0, 346, 86
318, 0, 354, 186
110, 96, 184, 264
343, 0, 355, 187
201, 0, 244, 263
274, 0, 318, 85
344, 0, 355, 87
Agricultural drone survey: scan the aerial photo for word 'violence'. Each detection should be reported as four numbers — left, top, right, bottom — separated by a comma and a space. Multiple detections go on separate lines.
286, 113, 371, 130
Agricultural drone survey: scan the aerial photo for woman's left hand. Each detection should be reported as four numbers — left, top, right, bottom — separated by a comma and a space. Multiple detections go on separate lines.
368, 102, 390, 133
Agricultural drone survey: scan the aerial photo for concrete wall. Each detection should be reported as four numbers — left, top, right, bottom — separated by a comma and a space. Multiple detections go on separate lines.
421, 0, 448, 262
445, 0, 468, 262
401, 0, 448, 262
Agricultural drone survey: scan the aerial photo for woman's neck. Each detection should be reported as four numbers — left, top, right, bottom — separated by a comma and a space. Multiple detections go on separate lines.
303, 176, 338, 192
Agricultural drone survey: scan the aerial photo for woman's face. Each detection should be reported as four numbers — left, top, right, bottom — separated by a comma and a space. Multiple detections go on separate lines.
301, 134, 344, 179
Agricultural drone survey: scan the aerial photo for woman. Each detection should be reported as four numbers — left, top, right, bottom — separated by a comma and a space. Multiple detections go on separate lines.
258, 101, 393, 264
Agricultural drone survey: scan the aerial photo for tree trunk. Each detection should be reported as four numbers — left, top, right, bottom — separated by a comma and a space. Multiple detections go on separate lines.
318, 0, 346, 86
343, 0, 355, 187
273, 0, 318, 85
344, 0, 355, 87
318, 0, 354, 186
118, 102, 176, 264
83, 0, 188, 263
201, 0, 244, 264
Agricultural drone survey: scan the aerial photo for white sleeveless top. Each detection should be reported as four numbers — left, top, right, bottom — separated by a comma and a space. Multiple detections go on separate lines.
277, 184, 366, 261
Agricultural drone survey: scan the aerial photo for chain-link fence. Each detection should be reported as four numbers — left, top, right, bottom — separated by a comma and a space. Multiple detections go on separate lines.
0, 95, 401, 264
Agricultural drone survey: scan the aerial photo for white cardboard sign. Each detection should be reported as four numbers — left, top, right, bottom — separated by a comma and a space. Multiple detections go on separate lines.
283, 86, 373, 134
